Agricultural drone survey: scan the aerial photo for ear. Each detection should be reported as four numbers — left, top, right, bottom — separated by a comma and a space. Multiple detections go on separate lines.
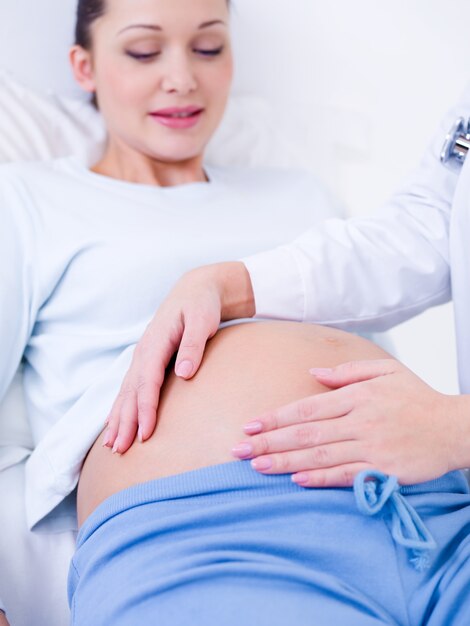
69, 45, 96, 94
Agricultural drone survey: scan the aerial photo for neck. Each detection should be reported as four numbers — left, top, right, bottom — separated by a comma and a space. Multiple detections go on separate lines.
91, 140, 207, 187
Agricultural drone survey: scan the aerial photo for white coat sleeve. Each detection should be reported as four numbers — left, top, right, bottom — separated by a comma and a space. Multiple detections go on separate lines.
0, 178, 38, 403
242, 84, 470, 332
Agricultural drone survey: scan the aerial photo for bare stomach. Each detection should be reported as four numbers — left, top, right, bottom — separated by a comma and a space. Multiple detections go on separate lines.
77, 321, 390, 528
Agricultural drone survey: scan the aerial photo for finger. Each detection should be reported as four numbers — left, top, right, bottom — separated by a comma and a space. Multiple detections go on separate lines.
112, 390, 139, 454
174, 313, 218, 379
134, 326, 185, 439
249, 440, 365, 476
134, 358, 167, 441
291, 463, 374, 488
243, 386, 355, 435
310, 359, 399, 389
233, 416, 355, 459
102, 395, 125, 448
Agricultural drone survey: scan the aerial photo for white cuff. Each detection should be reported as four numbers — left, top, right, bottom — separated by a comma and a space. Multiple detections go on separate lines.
241, 246, 306, 321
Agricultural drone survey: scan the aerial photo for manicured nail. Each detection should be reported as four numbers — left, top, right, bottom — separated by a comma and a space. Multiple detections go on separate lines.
292, 473, 309, 485
176, 360, 193, 378
232, 443, 253, 458
310, 368, 333, 377
243, 421, 263, 435
102, 430, 112, 448
112, 438, 121, 454
251, 457, 272, 471
138, 426, 143, 443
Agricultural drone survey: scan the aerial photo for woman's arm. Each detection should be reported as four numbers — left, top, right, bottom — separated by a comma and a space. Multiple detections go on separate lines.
103, 263, 254, 453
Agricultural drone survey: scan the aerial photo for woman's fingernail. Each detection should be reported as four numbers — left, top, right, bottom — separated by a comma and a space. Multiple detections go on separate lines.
104, 417, 110, 427
232, 443, 253, 458
243, 421, 263, 435
292, 473, 309, 485
112, 438, 121, 454
138, 427, 143, 443
251, 457, 272, 471
310, 368, 333, 377
102, 430, 112, 448
176, 360, 193, 378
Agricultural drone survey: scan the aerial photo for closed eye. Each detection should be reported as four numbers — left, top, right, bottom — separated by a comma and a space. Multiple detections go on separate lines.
195, 46, 224, 57
126, 51, 160, 61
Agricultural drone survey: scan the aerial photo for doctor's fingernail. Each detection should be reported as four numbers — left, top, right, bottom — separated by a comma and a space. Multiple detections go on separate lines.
232, 443, 253, 458
292, 473, 309, 485
244, 421, 263, 435
102, 430, 112, 448
310, 368, 333, 377
251, 457, 272, 471
176, 360, 193, 378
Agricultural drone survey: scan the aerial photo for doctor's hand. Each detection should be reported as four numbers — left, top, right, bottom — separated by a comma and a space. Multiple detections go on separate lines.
103, 262, 255, 454
232, 359, 465, 486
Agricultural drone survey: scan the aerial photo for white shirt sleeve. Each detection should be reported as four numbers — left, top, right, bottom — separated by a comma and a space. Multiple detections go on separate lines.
242, 84, 470, 332
0, 177, 38, 403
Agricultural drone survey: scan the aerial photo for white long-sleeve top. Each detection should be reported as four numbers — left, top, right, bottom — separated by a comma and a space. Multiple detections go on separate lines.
244, 83, 470, 393
0, 157, 341, 532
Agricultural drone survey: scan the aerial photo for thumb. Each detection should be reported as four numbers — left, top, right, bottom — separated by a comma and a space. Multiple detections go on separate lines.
310, 358, 399, 389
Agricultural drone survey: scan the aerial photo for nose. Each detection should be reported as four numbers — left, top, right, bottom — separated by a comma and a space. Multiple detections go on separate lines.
160, 51, 197, 95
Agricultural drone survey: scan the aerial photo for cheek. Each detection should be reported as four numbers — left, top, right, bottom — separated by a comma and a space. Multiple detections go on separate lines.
97, 63, 152, 106
207, 61, 233, 104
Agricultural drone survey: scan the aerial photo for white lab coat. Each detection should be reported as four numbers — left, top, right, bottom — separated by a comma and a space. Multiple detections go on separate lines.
243, 83, 470, 393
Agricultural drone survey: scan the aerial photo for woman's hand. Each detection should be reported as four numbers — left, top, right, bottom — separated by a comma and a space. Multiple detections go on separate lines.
104, 262, 255, 454
232, 359, 466, 486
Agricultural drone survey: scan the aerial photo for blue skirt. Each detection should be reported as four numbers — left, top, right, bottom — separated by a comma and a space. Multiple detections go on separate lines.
68, 461, 470, 625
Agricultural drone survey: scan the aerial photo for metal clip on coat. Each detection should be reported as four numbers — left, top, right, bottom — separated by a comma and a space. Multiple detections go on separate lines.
441, 117, 470, 169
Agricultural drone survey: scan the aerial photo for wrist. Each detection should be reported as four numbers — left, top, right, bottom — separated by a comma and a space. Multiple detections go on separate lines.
446, 393, 470, 471
212, 262, 255, 321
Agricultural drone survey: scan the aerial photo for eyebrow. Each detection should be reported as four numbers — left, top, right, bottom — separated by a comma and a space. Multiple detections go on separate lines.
118, 20, 226, 35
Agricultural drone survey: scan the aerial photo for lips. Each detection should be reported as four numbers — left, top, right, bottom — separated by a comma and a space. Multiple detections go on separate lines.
149, 106, 204, 130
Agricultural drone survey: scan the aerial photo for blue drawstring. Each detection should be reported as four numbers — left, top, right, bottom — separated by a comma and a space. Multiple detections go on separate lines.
354, 470, 437, 572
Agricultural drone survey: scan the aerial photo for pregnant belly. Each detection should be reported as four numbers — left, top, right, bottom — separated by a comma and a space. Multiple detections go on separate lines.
77, 321, 390, 527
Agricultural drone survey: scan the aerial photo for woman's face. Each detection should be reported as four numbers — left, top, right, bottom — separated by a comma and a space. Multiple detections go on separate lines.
73, 0, 233, 164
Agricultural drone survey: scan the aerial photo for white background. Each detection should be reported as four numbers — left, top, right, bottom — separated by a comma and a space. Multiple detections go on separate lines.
2, 0, 470, 393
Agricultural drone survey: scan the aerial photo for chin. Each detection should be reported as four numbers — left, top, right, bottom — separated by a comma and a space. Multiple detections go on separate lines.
148, 144, 206, 164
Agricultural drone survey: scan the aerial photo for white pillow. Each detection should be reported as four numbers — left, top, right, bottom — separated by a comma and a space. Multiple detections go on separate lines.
0, 70, 104, 164
0, 69, 302, 169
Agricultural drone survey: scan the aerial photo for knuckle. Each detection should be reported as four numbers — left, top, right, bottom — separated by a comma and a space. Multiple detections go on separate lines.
274, 454, 291, 473
311, 446, 329, 466
296, 398, 314, 421
256, 435, 270, 456
340, 468, 355, 486
180, 336, 199, 351
135, 376, 149, 392
118, 383, 134, 399
136, 400, 156, 418
266, 411, 280, 430
294, 425, 318, 448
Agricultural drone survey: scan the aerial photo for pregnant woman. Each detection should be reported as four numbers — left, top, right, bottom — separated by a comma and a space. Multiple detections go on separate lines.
2, 0, 470, 624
